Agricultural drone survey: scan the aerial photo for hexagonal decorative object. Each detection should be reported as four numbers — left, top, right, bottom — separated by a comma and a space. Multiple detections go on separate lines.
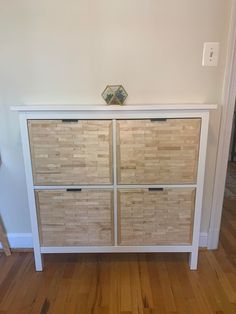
102, 85, 128, 105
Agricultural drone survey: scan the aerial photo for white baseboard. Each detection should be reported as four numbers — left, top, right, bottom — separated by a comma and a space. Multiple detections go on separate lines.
0, 233, 33, 249
199, 232, 208, 247
207, 228, 220, 249
0, 232, 209, 249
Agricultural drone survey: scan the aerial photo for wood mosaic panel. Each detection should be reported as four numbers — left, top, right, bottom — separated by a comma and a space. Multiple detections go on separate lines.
28, 120, 112, 185
117, 119, 201, 184
36, 189, 114, 246
118, 188, 195, 245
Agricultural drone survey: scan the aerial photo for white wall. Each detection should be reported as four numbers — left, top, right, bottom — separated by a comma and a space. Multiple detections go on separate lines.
0, 0, 233, 235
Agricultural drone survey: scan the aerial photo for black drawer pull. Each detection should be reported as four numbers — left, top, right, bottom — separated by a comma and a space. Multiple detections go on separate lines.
148, 188, 164, 191
62, 119, 79, 123
66, 188, 82, 192
150, 118, 167, 122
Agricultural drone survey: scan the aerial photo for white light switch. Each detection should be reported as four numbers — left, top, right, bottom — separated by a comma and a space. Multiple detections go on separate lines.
202, 42, 220, 67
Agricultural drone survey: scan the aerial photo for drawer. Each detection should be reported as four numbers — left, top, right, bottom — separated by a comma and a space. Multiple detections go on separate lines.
117, 119, 201, 184
118, 188, 195, 245
35, 189, 114, 246
28, 120, 112, 185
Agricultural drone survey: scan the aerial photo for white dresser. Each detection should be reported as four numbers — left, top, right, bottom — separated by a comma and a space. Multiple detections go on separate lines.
12, 104, 216, 271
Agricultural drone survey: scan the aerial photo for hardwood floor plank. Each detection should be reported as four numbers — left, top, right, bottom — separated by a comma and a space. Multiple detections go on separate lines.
109, 256, 121, 314
206, 251, 236, 303
165, 254, 195, 314
186, 269, 214, 314
197, 253, 235, 314
146, 254, 167, 314
153, 255, 176, 313
138, 254, 155, 311
129, 257, 145, 314
120, 256, 132, 312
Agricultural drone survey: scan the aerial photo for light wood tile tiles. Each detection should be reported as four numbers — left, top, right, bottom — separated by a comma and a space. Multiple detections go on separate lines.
117, 119, 201, 184
28, 120, 113, 185
36, 189, 114, 246
118, 188, 195, 245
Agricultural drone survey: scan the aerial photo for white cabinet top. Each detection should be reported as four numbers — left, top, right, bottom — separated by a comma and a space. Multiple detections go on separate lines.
11, 103, 217, 112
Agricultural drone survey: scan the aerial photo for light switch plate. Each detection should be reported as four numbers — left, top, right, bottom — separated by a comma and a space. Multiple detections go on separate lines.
202, 42, 220, 67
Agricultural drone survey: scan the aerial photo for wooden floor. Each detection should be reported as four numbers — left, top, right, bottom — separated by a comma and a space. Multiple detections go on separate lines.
0, 201, 236, 312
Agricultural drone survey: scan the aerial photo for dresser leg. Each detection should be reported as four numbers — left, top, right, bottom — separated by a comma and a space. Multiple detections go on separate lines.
189, 250, 198, 270
34, 251, 43, 271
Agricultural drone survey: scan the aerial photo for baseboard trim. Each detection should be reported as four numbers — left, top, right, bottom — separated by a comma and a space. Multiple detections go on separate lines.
199, 232, 208, 248
0, 233, 33, 249
0, 232, 209, 249
207, 228, 220, 249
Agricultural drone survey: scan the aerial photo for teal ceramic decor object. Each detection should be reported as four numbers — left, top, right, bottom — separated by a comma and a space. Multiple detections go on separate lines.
102, 85, 128, 105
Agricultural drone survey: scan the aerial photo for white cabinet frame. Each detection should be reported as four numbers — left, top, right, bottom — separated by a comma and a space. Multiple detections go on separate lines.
12, 104, 216, 271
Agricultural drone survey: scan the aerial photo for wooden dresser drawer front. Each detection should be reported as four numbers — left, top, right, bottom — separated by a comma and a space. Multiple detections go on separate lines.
118, 188, 195, 246
36, 189, 114, 246
28, 120, 112, 185
117, 119, 201, 184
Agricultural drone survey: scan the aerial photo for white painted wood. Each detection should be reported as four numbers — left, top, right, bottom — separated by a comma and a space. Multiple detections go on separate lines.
15, 105, 214, 271
19, 114, 43, 271
33, 184, 196, 190
11, 104, 217, 112
34, 185, 114, 190
199, 232, 208, 248
189, 112, 210, 269
18, 110, 212, 121
116, 184, 197, 189
208, 2, 236, 249
40, 245, 193, 254
112, 119, 118, 246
